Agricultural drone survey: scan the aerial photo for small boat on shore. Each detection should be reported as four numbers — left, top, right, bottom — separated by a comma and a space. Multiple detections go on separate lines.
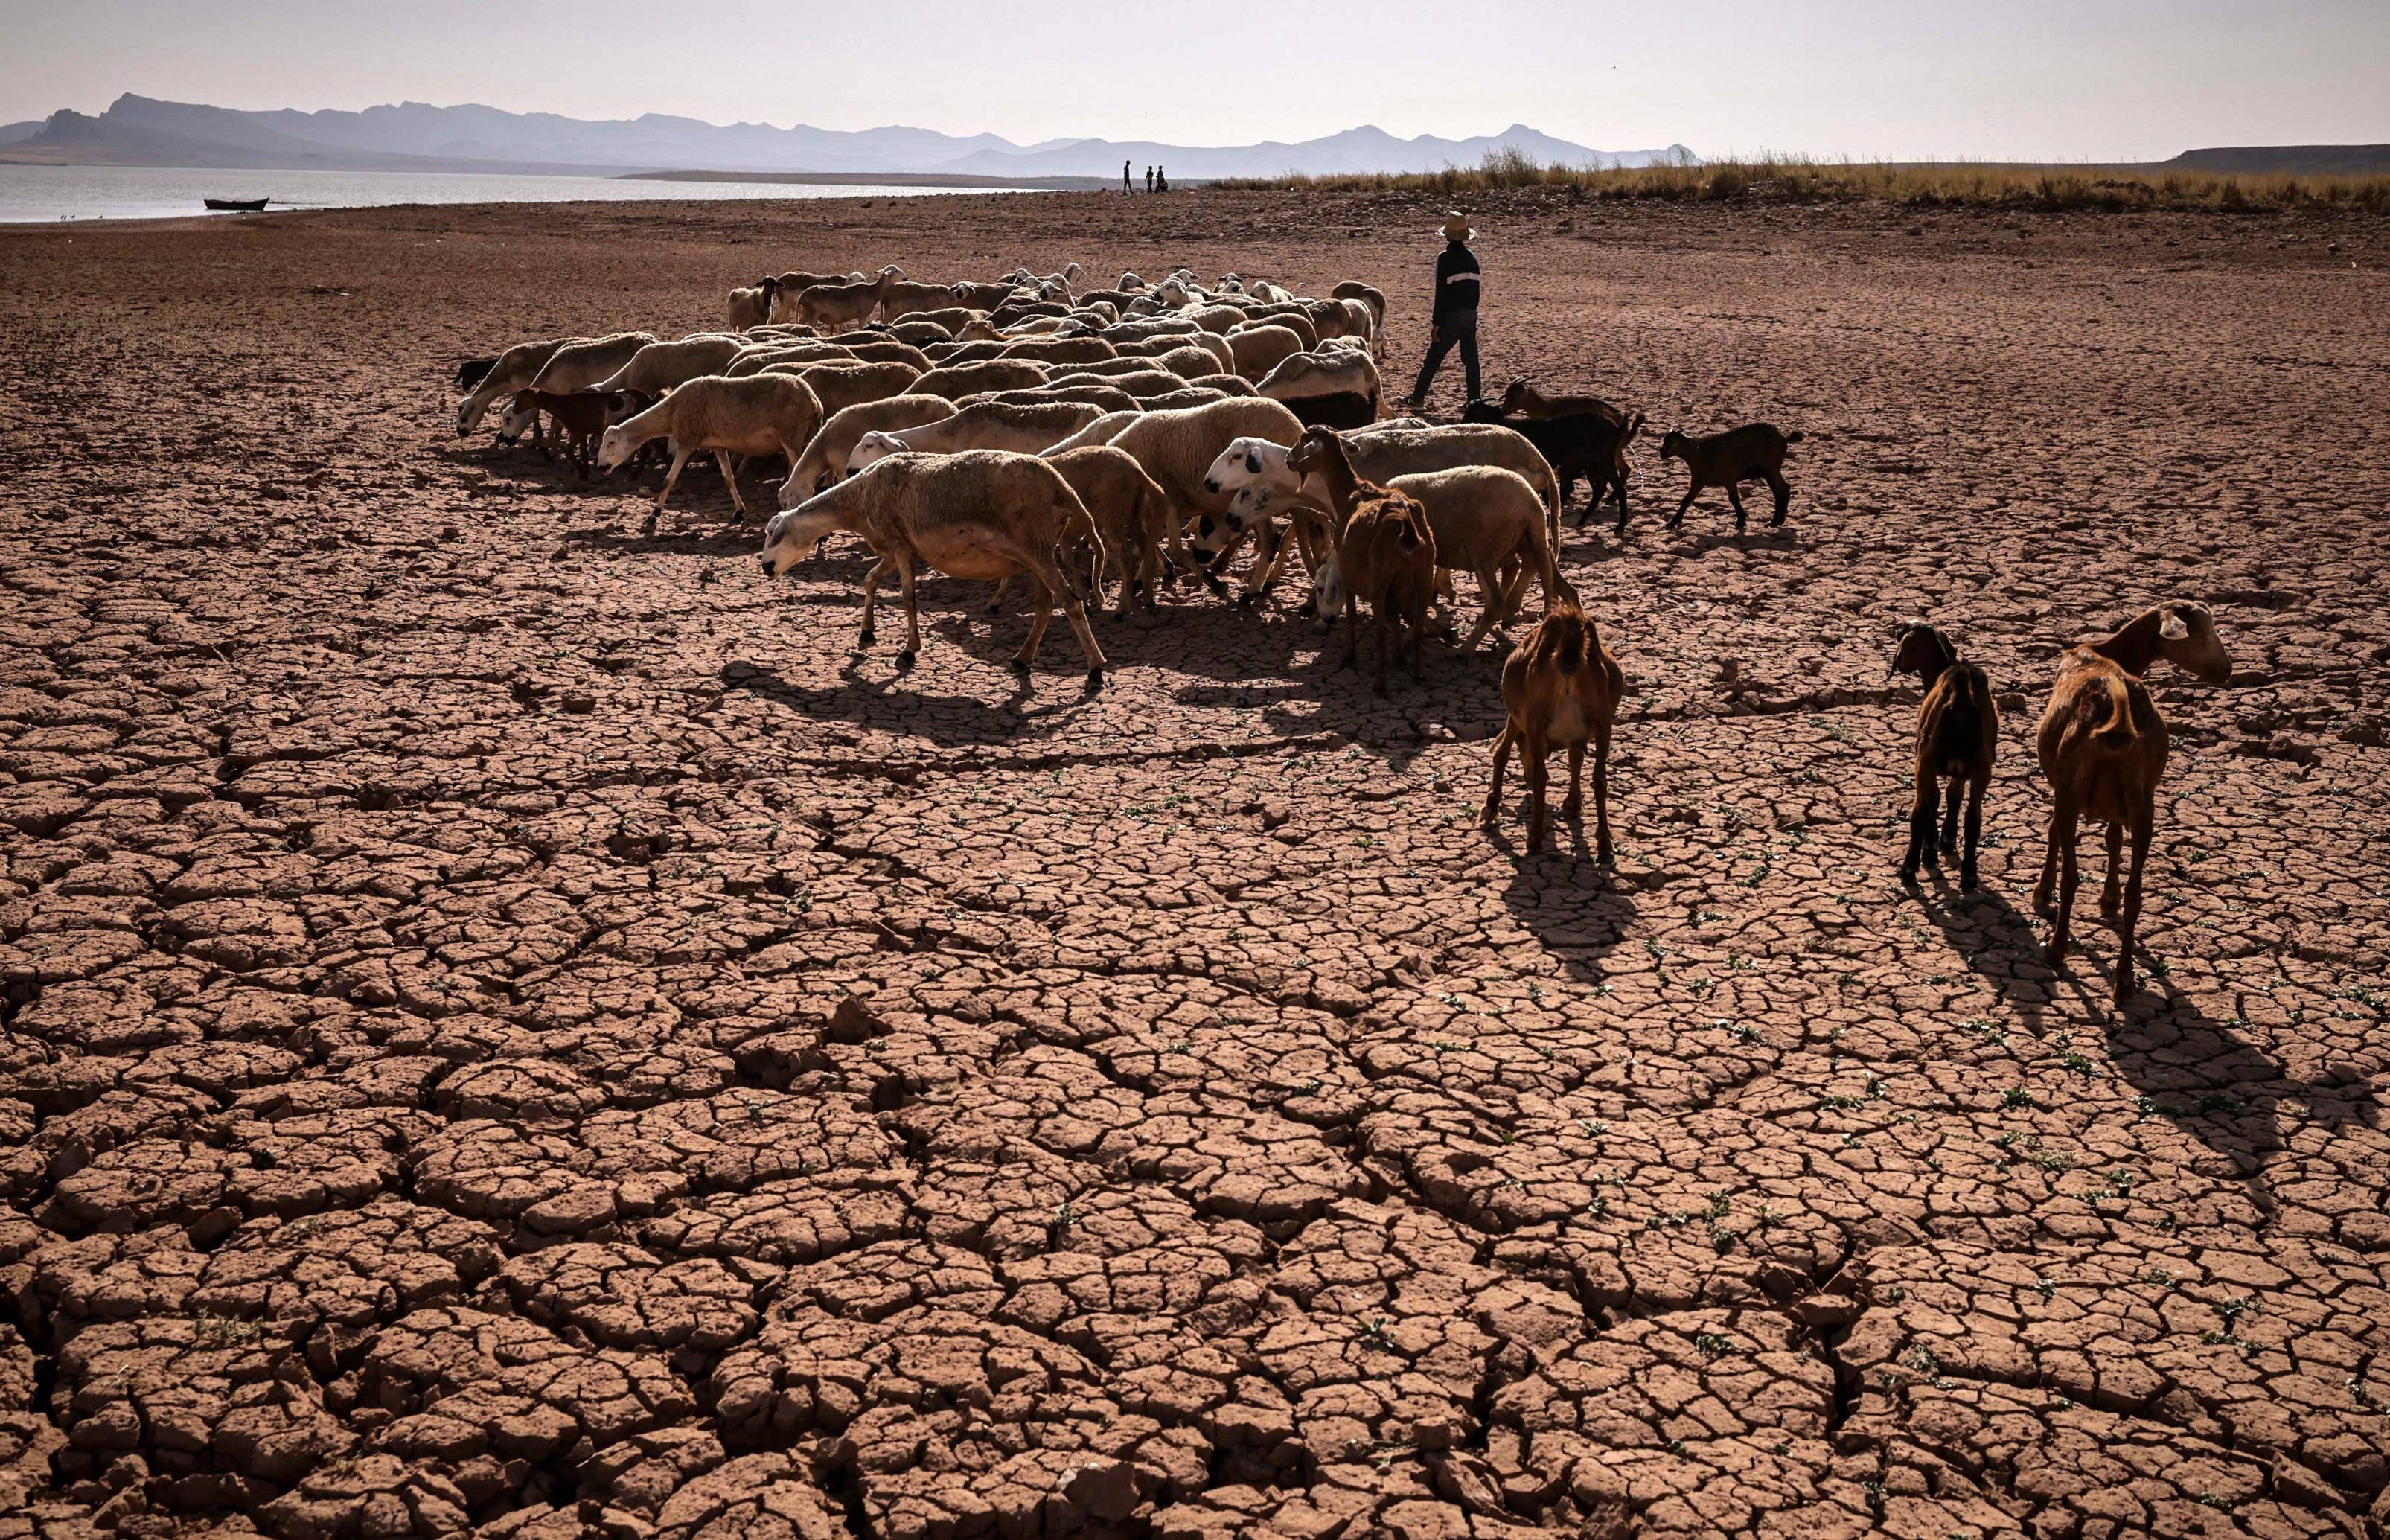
203, 197, 270, 212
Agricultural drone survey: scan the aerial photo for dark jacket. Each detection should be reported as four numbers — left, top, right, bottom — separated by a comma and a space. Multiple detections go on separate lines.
1432, 241, 1480, 321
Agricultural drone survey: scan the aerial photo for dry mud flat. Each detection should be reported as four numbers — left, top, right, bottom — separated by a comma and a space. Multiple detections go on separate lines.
0, 188, 2386, 1540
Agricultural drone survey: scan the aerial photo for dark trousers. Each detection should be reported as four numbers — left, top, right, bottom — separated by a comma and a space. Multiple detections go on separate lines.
1408, 311, 1480, 403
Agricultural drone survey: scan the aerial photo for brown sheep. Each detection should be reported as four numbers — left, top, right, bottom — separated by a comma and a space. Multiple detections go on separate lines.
997, 336, 1119, 366
595, 373, 824, 529
911, 360, 1052, 400
792, 274, 889, 332
1890, 624, 1998, 892
758, 450, 1109, 689
726, 277, 780, 331
2033, 601, 2233, 1003
498, 389, 618, 477
777, 394, 956, 507
1233, 311, 1320, 351
1227, 325, 1307, 382
1042, 445, 1175, 619
1481, 587, 1625, 859
1657, 422, 1803, 533
1288, 427, 1437, 694
758, 359, 924, 418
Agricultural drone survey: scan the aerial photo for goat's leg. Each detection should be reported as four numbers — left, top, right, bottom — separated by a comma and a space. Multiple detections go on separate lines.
1562, 740, 1585, 819
857, 558, 886, 648
1727, 482, 1749, 534
1480, 724, 1515, 828
2045, 802, 2081, 966
2115, 808, 2153, 1003
1013, 582, 1053, 674
1901, 767, 1938, 883
1765, 470, 1792, 527
1612, 465, 1631, 534
1960, 774, 1987, 892
1667, 486, 1696, 530
1591, 725, 1614, 866
2032, 796, 2066, 916
1343, 592, 1361, 669
985, 576, 1013, 616
1373, 601, 1392, 697
1239, 517, 1283, 607
715, 451, 748, 520
1523, 733, 1550, 854
2100, 821, 2125, 919
1940, 774, 1966, 856
1409, 585, 1429, 682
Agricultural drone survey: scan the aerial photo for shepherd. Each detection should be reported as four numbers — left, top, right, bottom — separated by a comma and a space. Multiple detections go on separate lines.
1123, 159, 1133, 194
1403, 210, 1482, 412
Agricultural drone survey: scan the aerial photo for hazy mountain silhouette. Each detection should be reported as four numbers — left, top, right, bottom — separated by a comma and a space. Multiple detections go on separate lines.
0, 94, 1696, 179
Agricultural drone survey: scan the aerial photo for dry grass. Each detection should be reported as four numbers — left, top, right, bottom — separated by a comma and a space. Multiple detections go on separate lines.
1211, 148, 2390, 213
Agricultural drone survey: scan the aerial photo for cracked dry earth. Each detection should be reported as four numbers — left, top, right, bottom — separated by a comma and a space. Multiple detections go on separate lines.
1, 188, 2386, 1540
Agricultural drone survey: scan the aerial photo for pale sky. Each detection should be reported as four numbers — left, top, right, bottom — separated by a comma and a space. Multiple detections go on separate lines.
2, 0, 2383, 161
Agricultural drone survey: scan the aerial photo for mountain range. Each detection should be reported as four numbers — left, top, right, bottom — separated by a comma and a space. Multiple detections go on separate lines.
0, 94, 1695, 180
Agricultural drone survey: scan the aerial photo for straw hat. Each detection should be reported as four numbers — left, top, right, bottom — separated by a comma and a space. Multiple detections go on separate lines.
1440, 210, 1474, 242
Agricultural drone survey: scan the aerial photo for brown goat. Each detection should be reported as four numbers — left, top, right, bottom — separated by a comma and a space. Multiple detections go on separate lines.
1481, 586, 1625, 860
505, 389, 619, 477
1891, 624, 1998, 891
1287, 426, 1437, 694
1501, 377, 1625, 423
1657, 423, 1802, 533
2032, 601, 2232, 1002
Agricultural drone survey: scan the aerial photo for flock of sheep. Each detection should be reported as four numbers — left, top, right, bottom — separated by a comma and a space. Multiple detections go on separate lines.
450, 257, 2236, 1005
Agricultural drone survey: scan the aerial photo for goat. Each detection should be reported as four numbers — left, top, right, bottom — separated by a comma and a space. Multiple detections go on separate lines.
2032, 601, 2232, 1003
1460, 399, 1642, 534
1656, 423, 1802, 533
1499, 377, 1620, 421
495, 389, 619, 476
1890, 625, 1998, 891
1288, 428, 1436, 694
1481, 587, 1625, 859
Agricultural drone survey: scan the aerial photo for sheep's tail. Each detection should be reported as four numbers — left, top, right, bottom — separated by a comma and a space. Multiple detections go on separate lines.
2091, 674, 2135, 747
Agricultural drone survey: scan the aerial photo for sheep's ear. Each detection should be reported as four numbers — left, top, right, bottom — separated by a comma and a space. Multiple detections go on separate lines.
2159, 610, 2190, 641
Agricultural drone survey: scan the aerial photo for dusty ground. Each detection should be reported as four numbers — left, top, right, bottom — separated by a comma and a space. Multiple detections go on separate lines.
1, 186, 2387, 1540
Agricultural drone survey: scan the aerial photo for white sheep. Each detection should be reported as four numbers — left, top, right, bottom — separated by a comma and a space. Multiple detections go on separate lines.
777, 394, 957, 508
595, 373, 825, 528
847, 399, 1106, 474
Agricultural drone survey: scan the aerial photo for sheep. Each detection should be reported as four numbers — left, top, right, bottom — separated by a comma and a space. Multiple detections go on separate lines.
881, 274, 967, 322
886, 320, 955, 347
456, 336, 587, 435
1054, 368, 1193, 401
740, 338, 930, 372
1195, 423, 1563, 554
758, 450, 1108, 688
595, 372, 825, 529
848, 399, 1107, 474
1288, 428, 1437, 694
924, 341, 1007, 366
495, 389, 619, 476
1656, 423, 1803, 533
727, 277, 780, 331
1181, 373, 1256, 397
768, 271, 850, 321
778, 394, 956, 508
455, 357, 499, 392
1233, 312, 1320, 353
1142, 388, 1234, 412
1227, 325, 1308, 382
1038, 410, 1143, 456
1188, 304, 1250, 335
1329, 281, 1387, 351
2033, 601, 2233, 1002
1102, 397, 1309, 595
998, 336, 1119, 366
511, 333, 656, 447
1889, 624, 1999, 892
903, 307, 993, 336
1308, 464, 1555, 653
758, 359, 927, 421
1253, 349, 1384, 432
595, 336, 747, 399
1102, 319, 1203, 343
1460, 399, 1642, 534
950, 281, 1023, 310
962, 383, 1141, 415
1303, 297, 1376, 355
792, 273, 890, 332
1480, 588, 1624, 859
1041, 445, 1175, 619
911, 360, 1053, 400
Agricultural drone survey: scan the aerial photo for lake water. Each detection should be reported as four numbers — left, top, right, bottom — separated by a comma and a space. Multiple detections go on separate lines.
0, 164, 1016, 224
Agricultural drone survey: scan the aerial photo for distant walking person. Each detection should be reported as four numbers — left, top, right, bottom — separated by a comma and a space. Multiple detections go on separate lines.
1123, 159, 1132, 194
1146, 166, 1154, 194
1157, 165, 1169, 194
1405, 210, 1482, 410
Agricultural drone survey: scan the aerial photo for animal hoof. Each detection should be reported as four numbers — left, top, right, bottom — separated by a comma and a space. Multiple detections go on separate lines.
1202, 576, 1227, 598
1010, 657, 1031, 676
1238, 592, 1259, 610
857, 627, 877, 646
1961, 872, 1979, 894
1084, 668, 1104, 692
1899, 864, 1920, 886
2045, 940, 2067, 965
895, 649, 916, 671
